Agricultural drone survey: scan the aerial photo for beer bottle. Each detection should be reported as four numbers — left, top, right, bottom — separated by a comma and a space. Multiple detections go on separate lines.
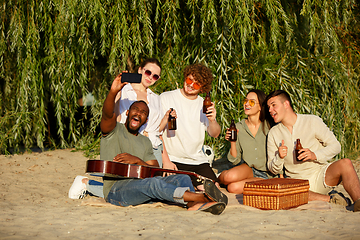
228, 119, 237, 142
168, 108, 177, 130
295, 138, 303, 160
203, 92, 212, 114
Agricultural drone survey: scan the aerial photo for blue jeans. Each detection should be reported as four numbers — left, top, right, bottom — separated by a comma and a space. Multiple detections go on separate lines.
87, 144, 164, 198
107, 174, 195, 207
87, 180, 104, 198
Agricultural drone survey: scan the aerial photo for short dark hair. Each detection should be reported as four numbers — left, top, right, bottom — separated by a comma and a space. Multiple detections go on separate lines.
140, 58, 162, 70
183, 63, 213, 93
129, 100, 149, 117
266, 90, 293, 110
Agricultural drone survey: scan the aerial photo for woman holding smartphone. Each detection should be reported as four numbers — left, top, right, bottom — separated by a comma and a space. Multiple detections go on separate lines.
218, 89, 275, 194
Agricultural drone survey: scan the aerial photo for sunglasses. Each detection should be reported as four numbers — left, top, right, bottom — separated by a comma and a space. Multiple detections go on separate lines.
185, 77, 201, 90
243, 98, 257, 107
143, 69, 160, 81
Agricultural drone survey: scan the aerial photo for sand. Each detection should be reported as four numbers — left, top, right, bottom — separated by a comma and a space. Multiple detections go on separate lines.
1, 149, 360, 239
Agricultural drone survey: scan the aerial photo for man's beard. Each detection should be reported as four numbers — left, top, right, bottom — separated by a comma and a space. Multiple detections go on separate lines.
126, 120, 140, 135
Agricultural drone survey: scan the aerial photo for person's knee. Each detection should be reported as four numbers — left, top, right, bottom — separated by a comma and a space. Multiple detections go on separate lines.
145, 177, 163, 190
338, 158, 355, 172
227, 171, 240, 182
227, 182, 244, 194
342, 158, 353, 166
178, 174, 192, 184
166, 174, 192, 187
327, 158, 356, 184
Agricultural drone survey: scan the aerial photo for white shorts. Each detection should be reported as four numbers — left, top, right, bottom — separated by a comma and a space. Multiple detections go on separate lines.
308, 162, 334, 194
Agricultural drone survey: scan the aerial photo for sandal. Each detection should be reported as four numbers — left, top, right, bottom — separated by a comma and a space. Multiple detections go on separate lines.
204, 179, 228, 205
198, 202, 226, 215
353, 199, 360, 212
328, 190, 351, 207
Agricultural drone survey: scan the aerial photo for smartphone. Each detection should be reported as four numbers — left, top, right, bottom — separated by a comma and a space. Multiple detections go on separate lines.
121, 73, 142, 83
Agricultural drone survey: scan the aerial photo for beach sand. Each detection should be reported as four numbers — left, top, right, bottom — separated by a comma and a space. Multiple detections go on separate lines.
1, 149, 359, 239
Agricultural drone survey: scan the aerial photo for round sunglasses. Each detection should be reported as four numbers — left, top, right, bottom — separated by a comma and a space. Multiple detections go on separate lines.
243, 98, 258, 107
185, 77, 201, 90
143, 69, 160, 81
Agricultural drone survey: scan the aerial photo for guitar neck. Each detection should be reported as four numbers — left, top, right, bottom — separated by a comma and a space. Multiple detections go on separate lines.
86, 160, 213, 183
148, 168, 210, 182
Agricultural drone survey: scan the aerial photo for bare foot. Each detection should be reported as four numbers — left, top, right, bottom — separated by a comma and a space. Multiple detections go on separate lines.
196, 185, 205, 191
187, 202, 226, 215
187, 202, 218, 211
196, 182, 221, 192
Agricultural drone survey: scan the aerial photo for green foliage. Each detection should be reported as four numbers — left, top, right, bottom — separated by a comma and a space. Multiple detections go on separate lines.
0, 0, 359, 160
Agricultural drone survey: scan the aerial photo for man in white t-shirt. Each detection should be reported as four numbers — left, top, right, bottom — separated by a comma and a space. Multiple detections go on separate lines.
266, 90, 360, 212
159, 64, 221, 187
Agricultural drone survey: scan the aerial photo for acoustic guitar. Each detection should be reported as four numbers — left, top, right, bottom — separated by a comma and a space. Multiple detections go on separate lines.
86, 160, 212, 183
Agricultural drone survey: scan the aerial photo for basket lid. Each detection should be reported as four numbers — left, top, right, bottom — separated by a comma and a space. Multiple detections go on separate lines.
244, 178, 309, 190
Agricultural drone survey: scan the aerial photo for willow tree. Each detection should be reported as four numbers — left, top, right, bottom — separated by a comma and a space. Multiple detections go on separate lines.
1, 0, 359, 159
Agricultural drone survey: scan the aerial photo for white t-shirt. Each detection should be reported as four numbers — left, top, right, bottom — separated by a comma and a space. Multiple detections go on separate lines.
160, 89, 209, 165
118, 83, 162, 148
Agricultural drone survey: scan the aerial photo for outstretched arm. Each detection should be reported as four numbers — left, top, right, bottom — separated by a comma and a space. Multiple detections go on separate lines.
100, 73, 127, 134
114, 91, 122, 122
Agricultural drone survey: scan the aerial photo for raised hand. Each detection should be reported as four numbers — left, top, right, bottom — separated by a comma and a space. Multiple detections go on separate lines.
278, 140, 288, 159
110, 72, 128, 94
205, 102, 216, 122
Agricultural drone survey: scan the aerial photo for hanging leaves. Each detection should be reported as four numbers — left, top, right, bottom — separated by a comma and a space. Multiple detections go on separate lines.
0, 0, 359, 158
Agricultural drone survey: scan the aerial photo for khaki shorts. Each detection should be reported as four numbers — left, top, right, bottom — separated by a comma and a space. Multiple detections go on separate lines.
308, 162, 334, 194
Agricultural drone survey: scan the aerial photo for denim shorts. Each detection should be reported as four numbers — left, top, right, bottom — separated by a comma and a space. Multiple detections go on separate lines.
238, 159, 269, 179
252, 167, 269, 179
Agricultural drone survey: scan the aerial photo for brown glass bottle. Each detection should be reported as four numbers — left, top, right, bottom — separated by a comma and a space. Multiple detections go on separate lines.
168, 108, 177, 130
295, 138, 303, 160
203, 92, 212, 114
228, 119, 237, 142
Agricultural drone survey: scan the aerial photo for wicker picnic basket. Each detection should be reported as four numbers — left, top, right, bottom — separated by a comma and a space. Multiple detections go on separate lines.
243, 178, 310, 210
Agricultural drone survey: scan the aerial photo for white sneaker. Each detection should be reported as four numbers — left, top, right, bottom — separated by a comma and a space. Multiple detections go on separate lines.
68, 176, 88, 199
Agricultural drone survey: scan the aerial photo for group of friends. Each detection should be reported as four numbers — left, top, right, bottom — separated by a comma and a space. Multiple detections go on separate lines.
69, 58, 360, 215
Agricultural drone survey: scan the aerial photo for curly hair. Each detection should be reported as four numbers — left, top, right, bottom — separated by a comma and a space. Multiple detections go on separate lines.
183, 63, 213, 93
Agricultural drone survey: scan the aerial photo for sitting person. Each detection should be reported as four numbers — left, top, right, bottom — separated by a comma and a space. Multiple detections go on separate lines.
218, 90, 276, 194
114, 58, 164, 167
73, 74, 228, 215
159, 63, 221, 188
266, 90, 360, 212
70, 58, 165, 199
